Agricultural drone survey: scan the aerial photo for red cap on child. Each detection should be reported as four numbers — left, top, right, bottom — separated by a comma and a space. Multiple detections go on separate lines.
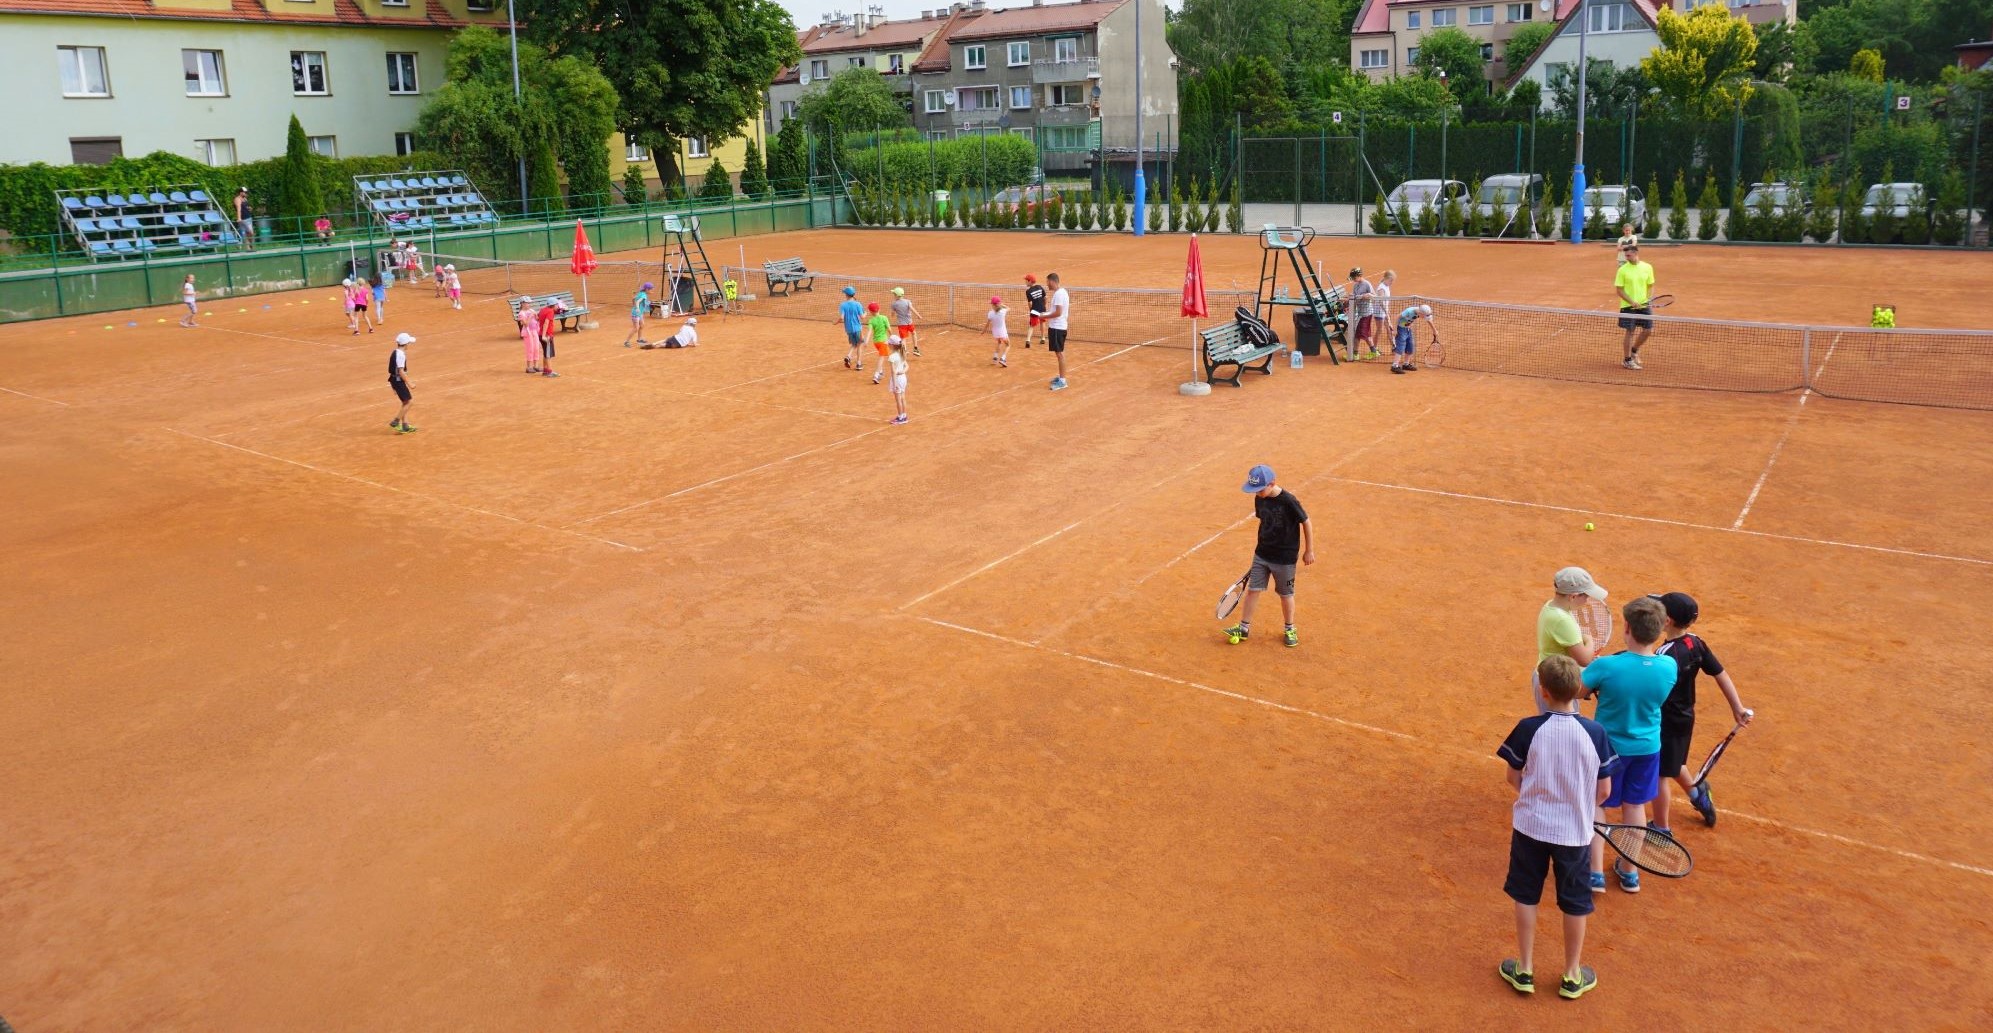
1023, 274, 1036, 283
868, 302, 880, 312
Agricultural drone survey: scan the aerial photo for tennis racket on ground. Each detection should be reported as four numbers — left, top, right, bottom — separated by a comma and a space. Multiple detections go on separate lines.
1689, 711, 1754, 786
1577, 597, 1615, 657
1422, 323, 1446, 368
1594, 822, 1694, 878
1216, 571, 1251, 620
1646, 294, 1676, 311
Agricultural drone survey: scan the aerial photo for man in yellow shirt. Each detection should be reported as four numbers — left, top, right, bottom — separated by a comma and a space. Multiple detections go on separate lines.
1613, 244, 1657, 370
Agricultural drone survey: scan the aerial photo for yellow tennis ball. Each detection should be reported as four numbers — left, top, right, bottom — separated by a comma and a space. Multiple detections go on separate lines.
1585, 522, 1596, 531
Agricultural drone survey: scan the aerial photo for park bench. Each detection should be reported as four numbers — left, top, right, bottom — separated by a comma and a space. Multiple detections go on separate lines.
763, 257, 815, 297
1201, 320, 1281, 387
510, 291, 589, 333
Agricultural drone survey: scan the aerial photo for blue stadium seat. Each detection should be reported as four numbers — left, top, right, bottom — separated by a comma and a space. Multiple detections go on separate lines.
451, 175, 467, 186
148, 191, 168, 205
85, 194, 108, 208
89, 241, 113, 257
168, 190, 189, 203
111, 239, 135, 255
118, 216, 139, 230
163, 213, 184, 228
219, 231, 240, 245
62, 196, 85, 212
75, 217, 97, 233
190, 189, 211, 203
107, 193, 128, 207
136, 238, 158, 253
389, 178, 407, 191
372, 199, 391, 213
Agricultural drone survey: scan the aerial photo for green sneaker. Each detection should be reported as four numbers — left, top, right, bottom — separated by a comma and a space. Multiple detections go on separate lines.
1223, 624, 1249, 644
1499, 959, 1534, 995
1559, 966, 1598, 1000
1283, 627, 1299, 648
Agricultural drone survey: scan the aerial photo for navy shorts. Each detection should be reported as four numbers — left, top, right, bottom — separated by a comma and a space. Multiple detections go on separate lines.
390, 378, 411, 403
1504, 829, 1594, 916
1605, 751, 1661, 808
1047, 327, 1068, 353
1618, 305, 1652, 330
1393, 325, 1414, 355
1659, 716, 1694, 778
846, 329, 862, 346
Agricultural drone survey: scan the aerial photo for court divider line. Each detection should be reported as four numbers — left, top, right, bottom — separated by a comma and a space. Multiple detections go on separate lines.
166, 428, 644, 553
570, 338, 1160, 529
1733, 331, 1840, 530
564, 372, 879, 424
914, 615, 1993, 879
0, 385, 73, 407
1327, 475, 1993, 567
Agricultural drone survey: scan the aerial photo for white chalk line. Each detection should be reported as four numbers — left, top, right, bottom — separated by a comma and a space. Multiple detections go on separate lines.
1326, 475, 1993, 567
167, 429, 642, 553
701, 357, 851, 393
0, 385, 73, 407
915, 615, 1993, 879
1733, 332, 1842, 530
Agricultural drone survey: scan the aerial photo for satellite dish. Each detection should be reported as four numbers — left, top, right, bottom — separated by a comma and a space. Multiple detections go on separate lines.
799, 71, 811, 85
998, 113, 1012, 128
944, 92, 956, 106
1538, 0, 1550, 10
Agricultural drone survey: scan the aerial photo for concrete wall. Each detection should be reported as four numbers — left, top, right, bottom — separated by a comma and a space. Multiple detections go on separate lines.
0, 13, 482, 165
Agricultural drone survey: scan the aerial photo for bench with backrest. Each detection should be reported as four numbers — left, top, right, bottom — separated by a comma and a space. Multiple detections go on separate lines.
1201, 321, 1281, 386
762, 257, 814, 296
509, 291, 590, 333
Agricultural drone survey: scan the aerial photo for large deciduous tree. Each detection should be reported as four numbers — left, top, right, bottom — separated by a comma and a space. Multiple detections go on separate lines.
1503, 23, 1556, 79
1413, 27, 1485, 98
1166, 0, 1357, 76
516, 0, 801, 183
1641, 6, 1759, 121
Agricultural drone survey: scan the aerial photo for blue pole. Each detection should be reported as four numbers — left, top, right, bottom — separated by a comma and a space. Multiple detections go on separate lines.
1131, 0, 1146, 236
1571, 0, 1588, 243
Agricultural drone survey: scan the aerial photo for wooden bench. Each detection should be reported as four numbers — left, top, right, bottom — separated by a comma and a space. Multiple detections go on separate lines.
763, 257, 815, 297
510, 291, 589, 333
1201, 321, 1281, 387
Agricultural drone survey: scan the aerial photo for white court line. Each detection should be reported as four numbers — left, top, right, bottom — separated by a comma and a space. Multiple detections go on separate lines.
1327, 475, 1993, 568
199, 324, 348, 350
915, 615, 1993, 879
168, 429, 643, 553
1733, 332, 1841, 530
0, 385, 73, 407
702, 358, 849, 394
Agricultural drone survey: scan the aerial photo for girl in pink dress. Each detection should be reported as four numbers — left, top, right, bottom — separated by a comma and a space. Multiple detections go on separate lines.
519, 296, 542, 373
349, 278, 375, 335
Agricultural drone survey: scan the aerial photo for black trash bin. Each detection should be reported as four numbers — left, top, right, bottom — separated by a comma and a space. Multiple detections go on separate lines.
1291, 308, 1324, 357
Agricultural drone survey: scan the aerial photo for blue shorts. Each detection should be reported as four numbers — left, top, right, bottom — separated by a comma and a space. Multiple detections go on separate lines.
846, 329, 862, 346
1393, 325, 1414, 355
1604, 751, 1661, 808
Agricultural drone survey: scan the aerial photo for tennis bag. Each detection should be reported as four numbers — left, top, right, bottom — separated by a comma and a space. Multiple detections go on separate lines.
1235, 305, 1281, 347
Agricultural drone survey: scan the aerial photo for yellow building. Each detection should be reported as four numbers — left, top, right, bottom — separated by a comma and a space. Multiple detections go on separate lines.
611, 113, 769, 197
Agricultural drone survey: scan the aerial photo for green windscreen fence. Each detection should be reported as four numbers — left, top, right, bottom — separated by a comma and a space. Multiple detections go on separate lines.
0, 196, 837, 323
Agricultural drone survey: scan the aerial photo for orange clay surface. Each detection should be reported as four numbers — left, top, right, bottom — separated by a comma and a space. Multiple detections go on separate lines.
3, 229, 1992, 1031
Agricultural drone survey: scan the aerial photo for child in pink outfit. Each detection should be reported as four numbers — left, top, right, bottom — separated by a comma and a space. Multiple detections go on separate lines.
519, 297, 542, 373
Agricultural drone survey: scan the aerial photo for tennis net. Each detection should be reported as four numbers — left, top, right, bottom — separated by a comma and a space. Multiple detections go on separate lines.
722, 266, 1258, 350
430, 252, 668, 313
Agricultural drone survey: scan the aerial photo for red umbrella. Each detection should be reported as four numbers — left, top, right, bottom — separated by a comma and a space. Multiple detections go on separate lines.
571, 220, 598, 317
1182, 233, 1208, 384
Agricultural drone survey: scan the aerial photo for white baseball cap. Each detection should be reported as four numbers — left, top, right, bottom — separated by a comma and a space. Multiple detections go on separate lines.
395, 332, 414, 345
1553, 566, 1607, 600
686, 316, 697, 325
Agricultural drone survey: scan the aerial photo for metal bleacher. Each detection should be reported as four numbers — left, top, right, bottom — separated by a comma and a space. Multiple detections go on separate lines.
353, 170, 498, 234
58, 185, 237, 260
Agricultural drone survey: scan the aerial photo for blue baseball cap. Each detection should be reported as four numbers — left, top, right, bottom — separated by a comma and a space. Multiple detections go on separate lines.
843, 285, 856, 296
1241, 464, 1276, 492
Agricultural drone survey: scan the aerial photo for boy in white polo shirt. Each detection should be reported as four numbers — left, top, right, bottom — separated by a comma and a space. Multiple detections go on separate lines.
1498, 655, 1615, 1001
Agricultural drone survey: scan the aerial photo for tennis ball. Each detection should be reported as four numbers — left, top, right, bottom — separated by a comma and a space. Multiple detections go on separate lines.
1585, 522, 1596, 531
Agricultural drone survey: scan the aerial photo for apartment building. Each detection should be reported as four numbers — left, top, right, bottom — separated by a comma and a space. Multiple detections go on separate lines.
1502, 0, 1664, 103
0, 0, 512, 166
767, 10, 951, 136
907, 0, 1176, 177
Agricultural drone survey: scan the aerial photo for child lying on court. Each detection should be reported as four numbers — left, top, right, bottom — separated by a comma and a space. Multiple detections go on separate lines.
641, 316, 699, 349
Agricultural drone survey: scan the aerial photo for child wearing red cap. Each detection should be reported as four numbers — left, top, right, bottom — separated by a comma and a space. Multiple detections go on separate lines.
866, 302, 891, 385
1023, 274, 1046, 350
986, 295, 1010, 367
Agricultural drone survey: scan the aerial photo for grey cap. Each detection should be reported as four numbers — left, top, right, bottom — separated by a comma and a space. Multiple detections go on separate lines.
1553, 566, 1607, 600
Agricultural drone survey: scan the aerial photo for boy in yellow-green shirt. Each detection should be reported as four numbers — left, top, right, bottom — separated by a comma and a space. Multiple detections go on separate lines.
1533, 566, 1607, 712
866, 302, 892, 385
1614, 245, 1656, 370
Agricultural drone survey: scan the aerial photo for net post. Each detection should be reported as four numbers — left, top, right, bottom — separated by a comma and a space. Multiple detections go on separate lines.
1801, 327, 1812, 390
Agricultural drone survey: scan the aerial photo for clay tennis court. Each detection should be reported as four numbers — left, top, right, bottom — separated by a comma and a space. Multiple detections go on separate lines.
3, 228, 1990, 1031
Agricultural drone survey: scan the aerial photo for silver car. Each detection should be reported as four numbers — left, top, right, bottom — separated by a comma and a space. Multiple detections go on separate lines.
1583, 185, 1645, 228
1859, 182, 1927, 219
1386, 179, 1467, 210
1476, 173, 1545, 222
1743, 182, 1808, 215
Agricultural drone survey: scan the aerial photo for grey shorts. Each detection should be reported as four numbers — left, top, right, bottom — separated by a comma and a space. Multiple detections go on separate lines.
1246, 555, 1297, 597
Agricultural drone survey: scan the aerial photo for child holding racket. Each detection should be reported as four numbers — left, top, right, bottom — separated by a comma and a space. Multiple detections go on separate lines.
1581, 597, 1676, 894
624, 282, 655, 348
1390, 303, 1433, 374
1498, 655, 1614, 1000
986, 296, 1011, 367
1221, 465, 1314, 649
1535, 567, 1607, 712
1022, 274, 1046, 350
1648, 592, 1752, 832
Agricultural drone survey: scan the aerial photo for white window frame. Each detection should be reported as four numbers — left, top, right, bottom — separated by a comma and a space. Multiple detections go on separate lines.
182, 49, 225, 96
686, 136, 709, 159
887, 53, 903, 73
1007, 41, 1030, 67
1430, 9, 1457, 26
927, 130, 949, 141
964, 44, 987, 70
960, 86, 1000, 111
1508, 2, 1533, 20
386, 52, 418, 95
308, 134, 337, 157
1053, 37, 1079, 63
382, 0, 408, 6
1588, 1, 1631, 32
394, 131, 416, 156
1009, 127, 1034, 138
1048, 83, 1083, 106
625, 141, 650, 162
1407, 11, 1421, 28
465, 0, 495, 10
848, 55, 867, 67
809, 59, 828, 79
291, 51, 329, 95
59, 45, 111, 98
780, 100, 798, 119
925, 89, 947, 113
1009, 85, 1032, 109
1469, 5, 1494, 24
195, 138, 236, 166
1360, 49, 1388, 70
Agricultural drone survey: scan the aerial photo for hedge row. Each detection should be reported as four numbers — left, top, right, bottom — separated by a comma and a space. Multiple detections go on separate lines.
842, 134, 1039, 198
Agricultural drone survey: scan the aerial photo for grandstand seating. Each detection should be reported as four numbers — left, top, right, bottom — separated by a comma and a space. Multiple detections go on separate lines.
58, 185, 237, 260
353, 171, 499, 233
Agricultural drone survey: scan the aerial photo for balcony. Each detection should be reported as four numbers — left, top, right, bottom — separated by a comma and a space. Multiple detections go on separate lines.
950, 106, 1010, 127
1032, 55, 1098, 85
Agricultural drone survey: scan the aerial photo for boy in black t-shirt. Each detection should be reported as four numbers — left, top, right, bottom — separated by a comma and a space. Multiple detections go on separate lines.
1224, 464, 1315, 648
1648, 592, 1752, 830
1022, 274, 1047, 350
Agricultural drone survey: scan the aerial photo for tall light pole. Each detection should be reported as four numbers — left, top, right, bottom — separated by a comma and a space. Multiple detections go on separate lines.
1570, 0, 1588, 243
508, 0, 528, 214
1132, 0, 1146, 236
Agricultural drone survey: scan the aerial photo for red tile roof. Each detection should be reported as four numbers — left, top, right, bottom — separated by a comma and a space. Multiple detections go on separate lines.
1354, 0, 1583, 36
798, 15, 949, 54
0, 0, 509, 29
946, 0, 1128, 43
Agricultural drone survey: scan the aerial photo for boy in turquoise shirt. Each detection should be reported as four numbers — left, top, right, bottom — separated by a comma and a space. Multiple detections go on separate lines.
1580, 595, 1676, 894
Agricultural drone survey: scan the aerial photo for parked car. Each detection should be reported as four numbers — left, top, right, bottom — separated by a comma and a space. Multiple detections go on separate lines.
1385, 179, 1468, 211
1859, 182, 1929, 219
1476, 173, 1546, 225
1743, 181, 1809, 215
1583, 185, 1646, 228
991, 184, 1063, 220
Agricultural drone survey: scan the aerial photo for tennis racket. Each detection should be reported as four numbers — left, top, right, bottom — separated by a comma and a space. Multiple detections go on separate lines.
1594, 821, 1694, 878
1577, 597, 1615, 657
1216, 571, 1250, 620
1421, 324, 1446, 369
1646, 294, 1676, 311
1689, 711, 1754, 786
